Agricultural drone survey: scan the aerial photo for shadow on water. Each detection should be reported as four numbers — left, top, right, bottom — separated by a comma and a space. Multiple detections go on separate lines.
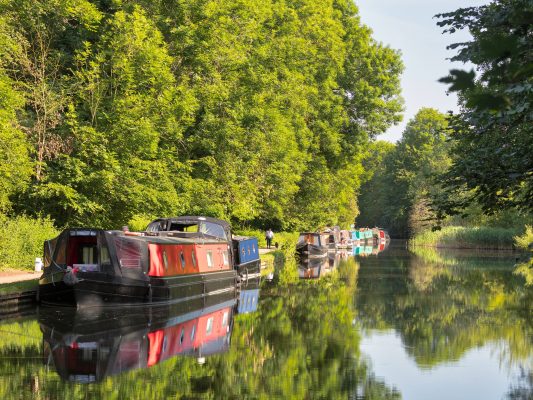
0, 242, 532, 399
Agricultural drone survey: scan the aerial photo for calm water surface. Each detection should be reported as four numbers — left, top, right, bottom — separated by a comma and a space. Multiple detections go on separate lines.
1, 243, 532, 399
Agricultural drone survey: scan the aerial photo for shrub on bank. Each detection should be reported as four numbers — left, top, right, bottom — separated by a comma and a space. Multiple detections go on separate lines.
0, 215, 59, 271
514, 225, 533, 250
410, 226, 519, 249
513, 225, 533, 285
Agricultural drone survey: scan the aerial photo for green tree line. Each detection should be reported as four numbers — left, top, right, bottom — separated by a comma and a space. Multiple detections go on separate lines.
0, 0, 403, 231
358, 0, 532, 238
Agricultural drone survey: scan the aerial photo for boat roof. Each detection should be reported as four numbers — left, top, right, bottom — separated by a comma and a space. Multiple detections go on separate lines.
148, 216, 231, 230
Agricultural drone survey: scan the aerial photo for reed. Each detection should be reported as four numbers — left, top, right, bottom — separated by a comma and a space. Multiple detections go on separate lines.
410, 226, 519, 250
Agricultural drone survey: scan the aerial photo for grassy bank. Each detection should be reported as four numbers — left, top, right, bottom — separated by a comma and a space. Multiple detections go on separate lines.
0, 279, 38, 296
410, 226, 520, 250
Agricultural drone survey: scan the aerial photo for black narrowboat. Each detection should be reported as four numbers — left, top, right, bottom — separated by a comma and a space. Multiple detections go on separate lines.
296, 232, 328, 259
38, 223, 237, 307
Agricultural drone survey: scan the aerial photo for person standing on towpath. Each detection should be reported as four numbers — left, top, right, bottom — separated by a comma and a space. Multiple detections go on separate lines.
265, 229, 274, 249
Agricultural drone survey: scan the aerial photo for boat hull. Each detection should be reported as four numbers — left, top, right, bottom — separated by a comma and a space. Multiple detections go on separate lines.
38, 269, 237, 307
296, 243, 327, 258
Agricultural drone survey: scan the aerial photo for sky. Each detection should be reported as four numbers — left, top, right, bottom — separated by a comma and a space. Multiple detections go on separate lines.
355, 0, 489, 143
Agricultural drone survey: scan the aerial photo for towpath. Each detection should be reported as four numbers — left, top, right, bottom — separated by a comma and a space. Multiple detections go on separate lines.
0, 271, 40, 285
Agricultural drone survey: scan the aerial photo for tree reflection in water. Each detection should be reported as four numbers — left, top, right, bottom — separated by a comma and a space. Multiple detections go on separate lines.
1, 247, 531, 399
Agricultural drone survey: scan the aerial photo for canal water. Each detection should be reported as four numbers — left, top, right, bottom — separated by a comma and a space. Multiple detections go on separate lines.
0, 242, 531, 399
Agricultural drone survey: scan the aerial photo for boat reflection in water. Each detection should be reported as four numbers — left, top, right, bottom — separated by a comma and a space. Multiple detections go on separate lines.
238, 276, 260, 314
39, 284, 259, 383
298, 242, 390, 279
352, 241, 389, 257
298, 251, 346, 279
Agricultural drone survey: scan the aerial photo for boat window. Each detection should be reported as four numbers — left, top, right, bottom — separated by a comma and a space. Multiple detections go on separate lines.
222, 311, 228, 327
199, 222, 227, 240
168, 223, 198, 232
80, 245, 97, 264
146, 220, 167, 232
222, 251, 229, 266
44, 238, 57, 268
114, 237, 143, 269
180, 251, 186, 269
191, 251, 197, 267
100, 245, 111, 265
191, 324, 196, 341
163, 251, 169, 270
54, 236, 67, 267
180, 328, 185, 344
206, 251, 213, 268
206, 317, 214, 334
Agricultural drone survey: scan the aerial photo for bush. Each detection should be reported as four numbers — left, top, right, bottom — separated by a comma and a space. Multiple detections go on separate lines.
0, 215, 59, 271
514, 225, 533, 250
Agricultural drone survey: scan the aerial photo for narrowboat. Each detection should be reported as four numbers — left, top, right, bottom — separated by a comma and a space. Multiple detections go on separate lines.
296, 232, 329, 259
38, 224, 237, 307
146, 216, 261, 279
339, 230, 352, 248
39, 291, 236, 382
324, 226, 341, 249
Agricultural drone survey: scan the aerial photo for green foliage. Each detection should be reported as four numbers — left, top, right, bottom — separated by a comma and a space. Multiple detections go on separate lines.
0, 215, 59, 271
514, 225, 533, 251
410, 226, 518, 249
0, 0, 403, 231
435, 0, 533, 215
357, 108, 451, 237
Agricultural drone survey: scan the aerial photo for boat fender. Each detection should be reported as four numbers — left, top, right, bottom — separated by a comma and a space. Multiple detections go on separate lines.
63, 266, 79, 286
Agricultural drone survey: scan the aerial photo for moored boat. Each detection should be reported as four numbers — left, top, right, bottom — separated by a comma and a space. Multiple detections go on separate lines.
296, 232, 328, 259
38, 219, 239, 307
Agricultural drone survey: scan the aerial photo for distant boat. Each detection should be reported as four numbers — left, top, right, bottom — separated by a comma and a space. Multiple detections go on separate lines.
38, 216, 247, 307
296, 232, 329, 258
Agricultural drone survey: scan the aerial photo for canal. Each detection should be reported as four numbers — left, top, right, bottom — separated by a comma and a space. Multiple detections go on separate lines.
0, 243, 531, 399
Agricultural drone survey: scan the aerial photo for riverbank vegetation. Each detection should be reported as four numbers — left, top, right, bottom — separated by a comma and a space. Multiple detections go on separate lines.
357, 0, 532, 250
0, 0, 403, 234
409, 226, 519, 250
0, 215, 58, 271
514, 226, 533, 285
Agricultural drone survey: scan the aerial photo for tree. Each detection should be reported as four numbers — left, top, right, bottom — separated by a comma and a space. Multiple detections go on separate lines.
357, 109, 451, 237
0, 17, 32, 212
436, 0, 533, 216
